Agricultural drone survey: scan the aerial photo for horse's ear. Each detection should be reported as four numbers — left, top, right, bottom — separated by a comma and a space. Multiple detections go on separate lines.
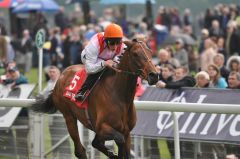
123, 40, 133, 48
132, 38, 138, 42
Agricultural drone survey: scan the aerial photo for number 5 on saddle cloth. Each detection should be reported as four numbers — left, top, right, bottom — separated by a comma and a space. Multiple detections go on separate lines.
75, 69, 105, 101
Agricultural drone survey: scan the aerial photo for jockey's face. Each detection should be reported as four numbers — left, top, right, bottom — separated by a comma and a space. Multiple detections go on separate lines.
108, 43, 118, 51
106, 38, 122, 52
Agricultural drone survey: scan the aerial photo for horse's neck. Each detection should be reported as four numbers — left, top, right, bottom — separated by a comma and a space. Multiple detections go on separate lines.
114, 73, 137, 103
113, 55, 138, 103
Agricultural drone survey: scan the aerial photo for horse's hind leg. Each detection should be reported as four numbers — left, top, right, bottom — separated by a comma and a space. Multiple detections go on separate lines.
92, 135, 118, 159
64, 115, 87, 159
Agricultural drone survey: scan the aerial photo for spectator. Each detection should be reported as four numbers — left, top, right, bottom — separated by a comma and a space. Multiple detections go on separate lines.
204, 8, 214, 30
156, 66, 195, 89
200, 38, 217, 71
3, 66, 28, 88
227, 56, 240, 72
20, 29, 33, 73
225, 22, 240, 58
0, 35, 7, 64
170, 7, 181, 27
187, 45, 199, 72
158, 64, 174, 83
209, 20, 224, 39
183, 8, 192, 26
62, 33, 72, 68
0, 12, 6, 27
213, 53, 230, 81
207, 64, 228, 88
199, 28, 209, 53
217, 37, 227, 59
5, 36, 15, 63
70, 33, 83, 65
163, 8, 172, 30
54, 7, 69, 32
219, 7, 230, 30
227, 71, 240, 89
156, 49, 174, 73
195, 71, 210, 88
165, 46, 180, 68
40, 66, 60, 97
174, 38, 189, 68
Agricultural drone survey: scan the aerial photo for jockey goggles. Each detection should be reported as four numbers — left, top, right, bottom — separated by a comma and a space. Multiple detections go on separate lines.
105, 38, 122, 45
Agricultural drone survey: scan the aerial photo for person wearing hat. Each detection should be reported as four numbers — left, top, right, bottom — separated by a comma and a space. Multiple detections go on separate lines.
2, 66, 28, 88
199, 28, 209, 53
75, 23, 125, 101
174, 38, 189, 68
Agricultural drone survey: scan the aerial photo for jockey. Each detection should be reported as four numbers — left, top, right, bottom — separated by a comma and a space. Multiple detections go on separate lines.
75, 23, 125, 101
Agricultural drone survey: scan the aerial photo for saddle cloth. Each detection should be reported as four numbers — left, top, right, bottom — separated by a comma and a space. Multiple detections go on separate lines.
63, 69, 88, 109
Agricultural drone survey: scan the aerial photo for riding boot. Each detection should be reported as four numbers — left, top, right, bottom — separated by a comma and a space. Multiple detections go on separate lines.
75, 71, 103, 101
75, 85, 89, 101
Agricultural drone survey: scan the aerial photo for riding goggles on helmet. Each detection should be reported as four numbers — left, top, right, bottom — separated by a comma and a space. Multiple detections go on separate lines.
106, 38, 122, 45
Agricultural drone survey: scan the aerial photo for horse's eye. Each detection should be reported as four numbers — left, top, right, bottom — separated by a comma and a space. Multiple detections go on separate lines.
133, 53, 138, 57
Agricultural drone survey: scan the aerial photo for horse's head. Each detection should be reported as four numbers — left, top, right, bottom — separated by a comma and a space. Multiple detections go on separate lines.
123, 40, 158, 85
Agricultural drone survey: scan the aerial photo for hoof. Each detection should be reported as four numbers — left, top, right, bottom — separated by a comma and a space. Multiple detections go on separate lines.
108, 151, 118, 159
109, 154, 118, 159
75, 151, 87, 159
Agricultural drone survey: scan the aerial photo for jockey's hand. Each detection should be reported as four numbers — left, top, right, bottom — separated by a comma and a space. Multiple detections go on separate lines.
104, 60, 115, 68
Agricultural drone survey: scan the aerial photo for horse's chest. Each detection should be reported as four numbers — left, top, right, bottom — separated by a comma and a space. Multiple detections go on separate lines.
119, 107, 136, 131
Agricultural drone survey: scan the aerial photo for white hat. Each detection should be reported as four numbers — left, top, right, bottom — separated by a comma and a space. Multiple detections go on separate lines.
195, 71, 210, 80
201, 28, 209, 36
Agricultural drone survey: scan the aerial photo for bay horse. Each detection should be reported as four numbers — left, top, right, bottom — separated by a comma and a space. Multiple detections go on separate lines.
32, 40, 159, 159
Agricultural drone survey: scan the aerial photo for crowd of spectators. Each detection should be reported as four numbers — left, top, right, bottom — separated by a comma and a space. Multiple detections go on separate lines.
154, 4, 240, 91
0, 3, 239, 90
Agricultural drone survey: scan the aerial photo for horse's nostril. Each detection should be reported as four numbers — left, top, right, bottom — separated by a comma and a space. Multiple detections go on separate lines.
149, 72, 158, 79
148, 72, 159, 85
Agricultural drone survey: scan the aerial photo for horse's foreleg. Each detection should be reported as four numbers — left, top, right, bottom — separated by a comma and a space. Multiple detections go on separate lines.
92, 135, 118, 159
116, 133, 131, 159
123, 133, 131, 159
64, 115, 87, 159
96, 123, 125, 158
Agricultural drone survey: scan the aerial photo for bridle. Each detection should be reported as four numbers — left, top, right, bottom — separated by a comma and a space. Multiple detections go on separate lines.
111, 40, 156, 78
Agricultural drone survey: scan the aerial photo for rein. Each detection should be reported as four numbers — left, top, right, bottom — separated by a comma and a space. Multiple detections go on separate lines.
111, 41, 155, 77
110, 66, 141, 76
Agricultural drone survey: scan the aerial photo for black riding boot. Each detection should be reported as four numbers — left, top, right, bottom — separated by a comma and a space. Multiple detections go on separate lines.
75, 71, 103, 101
75, 85, 89, 101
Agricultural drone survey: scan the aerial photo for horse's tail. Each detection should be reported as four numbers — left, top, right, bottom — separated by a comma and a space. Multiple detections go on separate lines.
31, 93, 57, 114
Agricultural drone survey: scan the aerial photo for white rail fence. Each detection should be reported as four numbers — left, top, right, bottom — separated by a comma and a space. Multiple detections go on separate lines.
0, 98, 240, 159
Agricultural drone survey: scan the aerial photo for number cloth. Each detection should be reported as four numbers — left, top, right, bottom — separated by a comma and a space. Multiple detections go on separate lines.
64, 69, 88, 108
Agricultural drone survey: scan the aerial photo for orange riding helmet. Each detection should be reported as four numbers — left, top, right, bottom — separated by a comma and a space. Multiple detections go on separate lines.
104, 23, 123, 39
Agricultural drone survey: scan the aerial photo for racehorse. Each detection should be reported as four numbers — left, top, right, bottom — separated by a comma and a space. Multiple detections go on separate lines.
32, 40, 159, 159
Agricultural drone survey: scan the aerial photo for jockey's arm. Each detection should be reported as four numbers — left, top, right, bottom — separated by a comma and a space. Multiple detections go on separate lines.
83, 40, 105, 74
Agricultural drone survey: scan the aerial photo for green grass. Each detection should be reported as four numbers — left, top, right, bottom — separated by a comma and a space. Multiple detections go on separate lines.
25, 68, 47, 95
158, 139, 172, 159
